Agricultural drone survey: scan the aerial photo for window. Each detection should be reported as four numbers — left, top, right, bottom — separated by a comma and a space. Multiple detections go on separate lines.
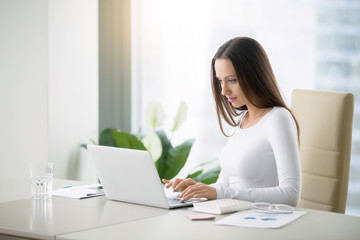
131, 0, 360, 216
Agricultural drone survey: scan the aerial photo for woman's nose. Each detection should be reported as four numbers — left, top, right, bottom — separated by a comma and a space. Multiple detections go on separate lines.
221, 84, 229, 96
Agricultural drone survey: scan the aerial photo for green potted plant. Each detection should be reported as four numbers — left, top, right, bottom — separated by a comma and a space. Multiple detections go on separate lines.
87, 100, 220, 183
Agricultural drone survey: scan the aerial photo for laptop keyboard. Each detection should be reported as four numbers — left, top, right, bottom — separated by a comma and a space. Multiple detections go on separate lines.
168, 198, 192, 206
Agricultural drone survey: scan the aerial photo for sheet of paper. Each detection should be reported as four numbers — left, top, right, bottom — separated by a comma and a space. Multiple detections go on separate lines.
215, 209, 307, 228
52, 184, 105, 199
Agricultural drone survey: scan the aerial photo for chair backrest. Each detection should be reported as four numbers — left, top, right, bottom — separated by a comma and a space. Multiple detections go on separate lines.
290, 89, 354, 213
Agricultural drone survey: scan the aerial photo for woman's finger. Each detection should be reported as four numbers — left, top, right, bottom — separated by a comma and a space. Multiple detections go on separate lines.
171, 178, 183, 190
180, 184, 203, 199
180, 183, 216, 200
163, 178, 185, 190
162, 179, 172, 188
174, 178, 195, 191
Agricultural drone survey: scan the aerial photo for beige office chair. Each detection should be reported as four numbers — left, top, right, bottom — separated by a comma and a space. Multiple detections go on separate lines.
290, 89, 354, 213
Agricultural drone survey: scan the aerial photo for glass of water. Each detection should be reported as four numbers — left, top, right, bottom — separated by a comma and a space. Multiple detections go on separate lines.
30, 162, 53, 200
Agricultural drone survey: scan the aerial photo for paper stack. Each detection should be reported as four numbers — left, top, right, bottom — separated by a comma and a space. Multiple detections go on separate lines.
52, 184, 105, 199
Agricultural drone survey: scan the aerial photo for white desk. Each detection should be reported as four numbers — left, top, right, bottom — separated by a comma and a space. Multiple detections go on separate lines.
57, 207, 360, 240
1, 177, 360, 240
0, 178, 167, 240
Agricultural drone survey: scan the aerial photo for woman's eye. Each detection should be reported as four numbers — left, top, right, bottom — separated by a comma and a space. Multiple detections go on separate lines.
229, 79, 237, 83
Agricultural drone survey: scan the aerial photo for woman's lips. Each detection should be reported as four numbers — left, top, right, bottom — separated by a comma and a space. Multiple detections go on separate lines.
228, 97, 236, 102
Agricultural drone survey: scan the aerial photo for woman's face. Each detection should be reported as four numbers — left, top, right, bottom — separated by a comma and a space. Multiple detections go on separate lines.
214, 58, 247, 108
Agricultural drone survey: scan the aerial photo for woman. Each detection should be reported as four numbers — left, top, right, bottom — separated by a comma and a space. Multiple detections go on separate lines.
163, 37, 301, 206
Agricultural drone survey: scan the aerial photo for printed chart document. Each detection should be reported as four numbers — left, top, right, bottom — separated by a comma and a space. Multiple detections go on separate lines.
52, 184, 104, 199
215, 209, 307, 228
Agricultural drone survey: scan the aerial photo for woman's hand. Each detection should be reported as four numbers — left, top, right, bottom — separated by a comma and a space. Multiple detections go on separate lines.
162, 178, 217, 200
162, 178, 196, 192
180, 182, 217, 201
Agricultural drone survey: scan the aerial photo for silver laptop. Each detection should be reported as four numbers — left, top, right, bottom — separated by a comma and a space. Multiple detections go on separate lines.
87, 144, 197, 209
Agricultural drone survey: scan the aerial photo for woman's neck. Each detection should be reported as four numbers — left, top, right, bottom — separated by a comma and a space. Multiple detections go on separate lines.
241, 106, 273, 129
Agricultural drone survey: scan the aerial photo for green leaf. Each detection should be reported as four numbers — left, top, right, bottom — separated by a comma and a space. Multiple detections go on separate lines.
99, 128, 117, 147
155, 130, 173, 179
187, 169, 203, 179
111, 130, 146, 150
190, 165, 221, 184
160, 138, 195, 180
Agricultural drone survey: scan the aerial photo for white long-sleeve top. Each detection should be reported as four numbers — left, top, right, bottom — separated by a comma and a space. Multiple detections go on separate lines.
211, 107, 301, 206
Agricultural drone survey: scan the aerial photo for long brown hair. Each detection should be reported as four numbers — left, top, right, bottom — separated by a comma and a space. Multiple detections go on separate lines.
211, 37, 300, 141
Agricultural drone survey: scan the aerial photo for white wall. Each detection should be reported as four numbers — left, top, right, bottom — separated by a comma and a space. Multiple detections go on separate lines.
0, 0, 49, 177
48, 0, 98, 180
0, 0, 98, 181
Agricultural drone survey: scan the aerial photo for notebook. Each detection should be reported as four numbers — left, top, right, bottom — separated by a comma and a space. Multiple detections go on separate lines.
87, 144, 199, 209
193, 199, 252, 214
